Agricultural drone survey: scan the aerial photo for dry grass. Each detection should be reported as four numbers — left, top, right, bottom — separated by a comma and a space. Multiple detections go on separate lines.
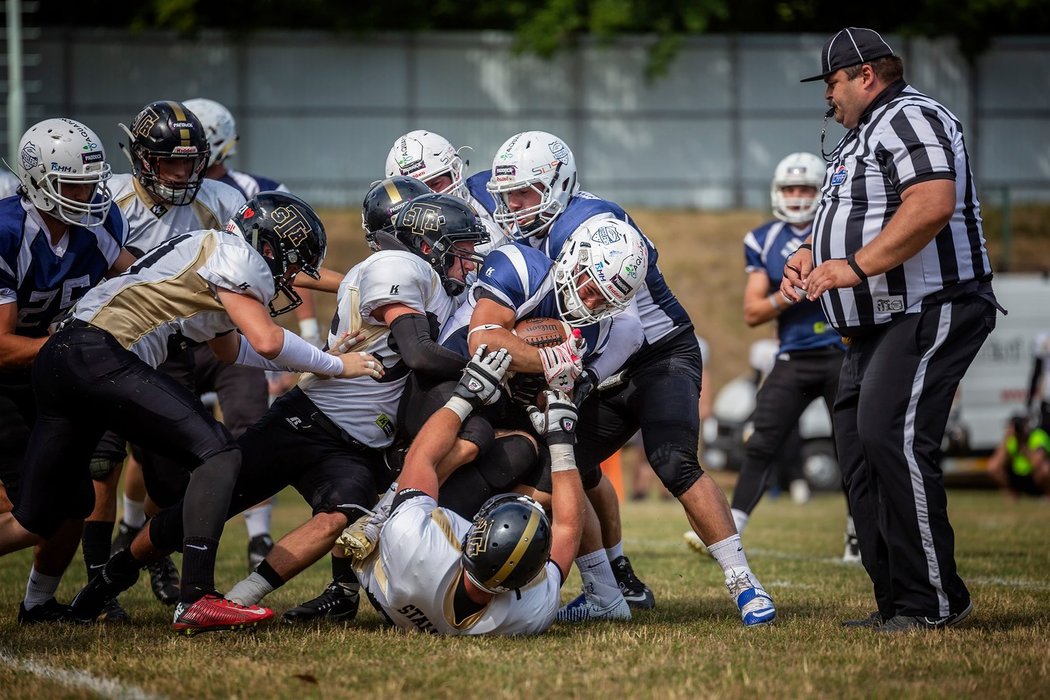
2, 488, 1049, 699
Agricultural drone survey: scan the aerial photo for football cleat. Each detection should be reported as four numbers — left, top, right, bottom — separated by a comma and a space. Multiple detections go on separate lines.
110, 520, 141, 556
336, 506, 389, 562
172, 593, 273, 636
97, 598, 131, 624
70, 562, 141, 622
282, 581, 360, 624
148, 556, 180, 606
726, 568, 776, 627
18, 598, 72, 625
841, 611, 886, 629
556, 593, 631, 623
248, 534, 274, 572
610, 555, 655, 610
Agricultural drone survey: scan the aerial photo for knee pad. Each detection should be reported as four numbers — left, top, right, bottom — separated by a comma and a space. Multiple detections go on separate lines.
650, 443, 704, 498
89, 457, 122, 481
579, 459, 604, 491
457, 414, 495, 458
477, 431, 540, 492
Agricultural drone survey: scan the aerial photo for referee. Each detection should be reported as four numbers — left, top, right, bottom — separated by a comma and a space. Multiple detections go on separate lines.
783, 27, 1001, 632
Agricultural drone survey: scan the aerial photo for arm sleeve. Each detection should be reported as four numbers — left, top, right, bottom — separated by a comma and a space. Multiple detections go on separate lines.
389, 313, 467, 380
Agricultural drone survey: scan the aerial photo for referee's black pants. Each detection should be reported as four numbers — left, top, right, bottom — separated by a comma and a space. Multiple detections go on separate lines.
835, 295, 995, 620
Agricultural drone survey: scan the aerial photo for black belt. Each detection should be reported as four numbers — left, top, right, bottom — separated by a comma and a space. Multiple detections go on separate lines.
285, 388, 374, 452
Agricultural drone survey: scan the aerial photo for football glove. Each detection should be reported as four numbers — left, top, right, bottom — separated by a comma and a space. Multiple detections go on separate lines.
527, 390, 578, 446
539, 329, 586, 393
453, 344, 512, 410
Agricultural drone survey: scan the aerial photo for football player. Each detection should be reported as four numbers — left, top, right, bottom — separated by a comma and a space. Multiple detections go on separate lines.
7, 191, 380, 635
0, 170, 20, 199
347, 348, 588, 636
0, 118, 136, 624
482, 131, 776, 626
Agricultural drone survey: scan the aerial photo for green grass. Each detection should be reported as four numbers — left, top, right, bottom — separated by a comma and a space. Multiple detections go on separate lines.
2, 486, 1049, 699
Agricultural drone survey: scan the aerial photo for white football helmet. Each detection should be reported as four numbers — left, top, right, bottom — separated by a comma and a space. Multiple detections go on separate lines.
17, 118, 113, 226
771, 152, 824, 225
385, 130, 466, 198
487, 131, 579, 239
184, 97, 238, 168
554, 218, 648, 328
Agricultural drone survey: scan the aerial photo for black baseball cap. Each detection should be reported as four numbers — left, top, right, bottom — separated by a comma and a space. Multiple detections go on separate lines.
800, 27, 896, 83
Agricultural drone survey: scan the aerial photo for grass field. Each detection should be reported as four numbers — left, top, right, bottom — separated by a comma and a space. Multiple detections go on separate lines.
2, 480, 1048, 699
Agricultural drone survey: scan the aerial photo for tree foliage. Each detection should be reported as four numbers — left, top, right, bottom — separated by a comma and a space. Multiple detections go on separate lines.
43, 0, 1050, 76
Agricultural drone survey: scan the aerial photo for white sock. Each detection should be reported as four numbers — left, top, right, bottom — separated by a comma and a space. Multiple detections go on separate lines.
122, 496, 146, 529
243, 501, 274, 538
604, 540, 624, 563
24, 566, 62, 609
731, 508, 750, 535
225, 572, 274, 607
707, 534, 750, 576
846, 515, 857, 537
576, 550, 621, 605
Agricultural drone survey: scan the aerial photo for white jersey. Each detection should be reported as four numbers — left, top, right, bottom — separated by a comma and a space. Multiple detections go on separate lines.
72, 229, 273, 367
356, 493, 561, 635
109, 173, 245, 257
0, 171, 20, 199
305, 251, 459, 448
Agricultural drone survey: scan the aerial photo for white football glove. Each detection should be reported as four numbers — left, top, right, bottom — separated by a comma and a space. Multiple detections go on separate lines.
453, 344, 512, 409
538, 329, 587, 393
527, 389, 578, 446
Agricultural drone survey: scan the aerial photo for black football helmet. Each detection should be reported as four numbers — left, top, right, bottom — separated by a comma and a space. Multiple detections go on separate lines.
381, 193, 490, 296
119, 100, 210, 205
361, 175, 432, 251
462, 493, 552, 594
225, 191, 327, 316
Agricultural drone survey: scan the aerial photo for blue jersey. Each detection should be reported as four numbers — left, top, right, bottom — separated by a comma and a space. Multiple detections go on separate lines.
465, 171, 498, 216
439, 243, 606, 358
532, 192, 691, 349
0, 195, 127, 338
217, 169, 290, 199
743, 220, 843, 353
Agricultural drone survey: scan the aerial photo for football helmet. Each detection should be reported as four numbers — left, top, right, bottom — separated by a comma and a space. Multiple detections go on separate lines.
771, 152, 825, 225
119, 100, 210, 206
554, 218, 648, 328
225, 191, 327, 316
183, 98, 238, 168
462, 493, 552, 594
382, 193, 490, 296
385, 130, 467, 198
360, 176, 432, 251
486, 131, 578, 239
16, 118, 113, 226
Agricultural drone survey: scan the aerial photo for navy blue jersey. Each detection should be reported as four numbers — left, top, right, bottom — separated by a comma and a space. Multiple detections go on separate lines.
0, 195, 127, 337
743, 219, 842, 353
439, 243, 606, 358
532, 192, 691, 347
465, 171, 498, 217
218, 169, 290, 199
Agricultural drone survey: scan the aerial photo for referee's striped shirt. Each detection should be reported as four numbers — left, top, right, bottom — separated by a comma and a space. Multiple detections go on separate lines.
812, 79, 992, 334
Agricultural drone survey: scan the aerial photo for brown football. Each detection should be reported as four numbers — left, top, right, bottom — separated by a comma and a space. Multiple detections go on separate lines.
512, 317, 571, 348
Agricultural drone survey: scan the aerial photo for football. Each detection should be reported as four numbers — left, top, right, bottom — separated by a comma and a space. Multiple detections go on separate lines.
512, 317, 571, 348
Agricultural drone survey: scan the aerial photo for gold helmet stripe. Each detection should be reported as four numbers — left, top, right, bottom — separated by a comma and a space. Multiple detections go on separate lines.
168, 101, 191, 147
383, 179, 403, 204
482, 507, 542, 591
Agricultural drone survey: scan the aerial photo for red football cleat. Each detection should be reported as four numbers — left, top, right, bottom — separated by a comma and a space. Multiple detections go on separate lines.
172, 593, 273, 636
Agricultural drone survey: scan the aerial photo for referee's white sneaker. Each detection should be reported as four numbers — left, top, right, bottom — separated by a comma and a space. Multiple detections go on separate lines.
726, 568, 776, 627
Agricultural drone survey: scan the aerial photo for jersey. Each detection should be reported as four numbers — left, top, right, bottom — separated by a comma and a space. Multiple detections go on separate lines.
356, 492, 561, 635
464, 171, 499, 220
217, 169, 290, 199
531, 192, 691, 350
0, 171, 20, 200
109, 173, 245, 257
438, 242, 609, 359
0, 195, 127, 339
743, 219, 843, 353
305, 251, 460, 448
72, 229, 274, 367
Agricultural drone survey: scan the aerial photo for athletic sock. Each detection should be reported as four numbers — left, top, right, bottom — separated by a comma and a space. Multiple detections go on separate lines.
707, 534, 751, 576
82, 520, 115, 581
731, 508, 750, 535
332, 555, 360, 593
225, 560, 285, 607
122, 496, 146, 529
575, 550, 620, 605
243, 501, 274, 539
180, 536, 220, 602
23, 566, 62, 609
604, 540, 625, 563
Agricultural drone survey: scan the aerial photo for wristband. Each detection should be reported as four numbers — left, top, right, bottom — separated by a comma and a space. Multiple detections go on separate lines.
768, 293, 781, 310
298, 317, 320, 340
443, 395, 473, 422
846, 253, 868, 282
549, 443, 578, 472
787, 243, 812, 259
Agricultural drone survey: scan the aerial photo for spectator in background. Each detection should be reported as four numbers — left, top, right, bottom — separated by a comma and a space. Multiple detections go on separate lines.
987, 415, 1050, 500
